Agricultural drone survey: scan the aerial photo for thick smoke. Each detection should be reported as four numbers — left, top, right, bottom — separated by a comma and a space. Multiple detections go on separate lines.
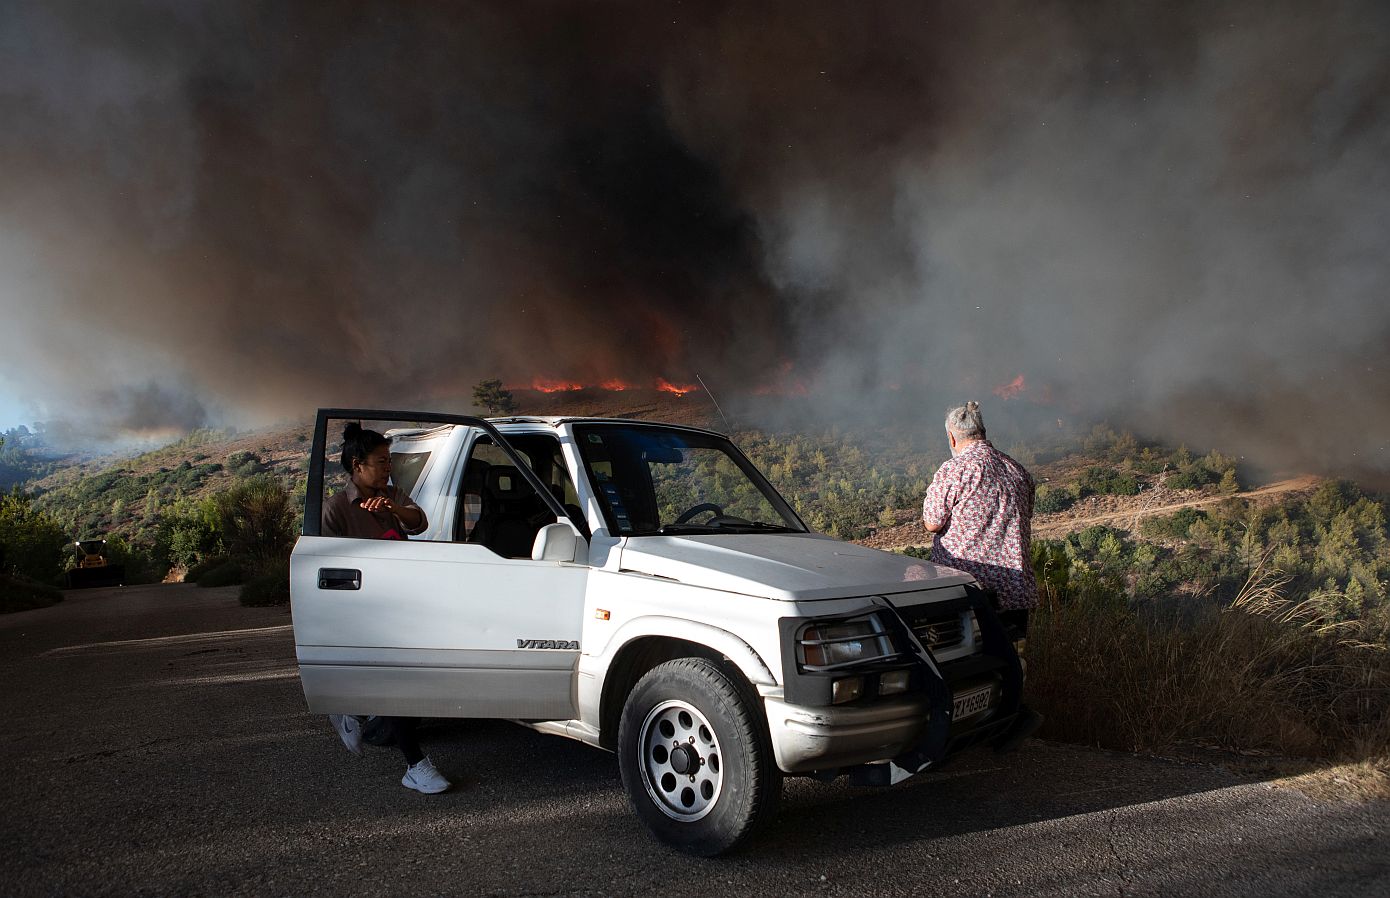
1, 1, 1387, 477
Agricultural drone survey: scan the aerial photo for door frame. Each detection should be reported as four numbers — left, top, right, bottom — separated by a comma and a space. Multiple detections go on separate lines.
304, 408, 591, 541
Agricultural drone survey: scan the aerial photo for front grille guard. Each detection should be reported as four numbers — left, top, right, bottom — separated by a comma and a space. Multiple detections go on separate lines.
867, 584, 1025, 782
797, 611, 914, 673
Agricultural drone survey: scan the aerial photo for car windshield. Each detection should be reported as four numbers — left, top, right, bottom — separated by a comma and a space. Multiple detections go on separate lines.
573, 424, 806, 536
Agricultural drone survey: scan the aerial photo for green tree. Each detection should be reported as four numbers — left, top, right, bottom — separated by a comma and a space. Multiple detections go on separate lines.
472, 378, 519, 415
161, 495, 224, 568
0, 490, 68, 584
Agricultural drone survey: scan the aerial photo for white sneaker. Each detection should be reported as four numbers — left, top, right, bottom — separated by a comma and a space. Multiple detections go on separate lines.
402, 756, 451, 794
329, 714, 363, 756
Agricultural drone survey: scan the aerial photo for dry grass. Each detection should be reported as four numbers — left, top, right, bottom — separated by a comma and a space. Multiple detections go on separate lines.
1276, 757, 1390, 802
1024, 553, 1390, 784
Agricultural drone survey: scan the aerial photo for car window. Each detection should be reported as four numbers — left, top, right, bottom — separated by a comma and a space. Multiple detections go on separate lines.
575, 424, 803, 536
455, 433, 574, 557
390, 451, 431, 497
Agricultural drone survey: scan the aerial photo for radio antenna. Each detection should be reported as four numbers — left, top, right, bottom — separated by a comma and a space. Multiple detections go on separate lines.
695, 374, 731, 431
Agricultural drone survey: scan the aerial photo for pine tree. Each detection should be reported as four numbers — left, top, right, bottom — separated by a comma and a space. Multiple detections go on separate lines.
472, 379, 519, 415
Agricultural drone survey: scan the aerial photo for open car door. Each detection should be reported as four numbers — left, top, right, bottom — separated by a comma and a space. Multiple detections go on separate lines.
290, 409, 591, 720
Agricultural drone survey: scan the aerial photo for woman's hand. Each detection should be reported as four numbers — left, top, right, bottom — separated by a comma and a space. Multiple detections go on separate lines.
359, 493, 424, 531
359, 495, 395, 514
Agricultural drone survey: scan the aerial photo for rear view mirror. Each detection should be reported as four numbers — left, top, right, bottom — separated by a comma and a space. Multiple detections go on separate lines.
532, 522, 583, 563
640, 447, 685, 464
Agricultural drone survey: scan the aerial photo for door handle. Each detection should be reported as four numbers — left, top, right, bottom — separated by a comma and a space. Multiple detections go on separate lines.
318, 568, 361, 590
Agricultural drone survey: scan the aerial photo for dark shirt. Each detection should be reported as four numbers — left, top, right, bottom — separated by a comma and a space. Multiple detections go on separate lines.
322, 481, 428, 539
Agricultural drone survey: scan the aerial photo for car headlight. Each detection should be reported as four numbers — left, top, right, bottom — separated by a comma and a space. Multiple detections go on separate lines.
797, 615, 898, 671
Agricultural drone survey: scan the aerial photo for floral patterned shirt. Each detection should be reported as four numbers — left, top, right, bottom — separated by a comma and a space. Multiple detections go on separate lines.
921, 439, 1038, 610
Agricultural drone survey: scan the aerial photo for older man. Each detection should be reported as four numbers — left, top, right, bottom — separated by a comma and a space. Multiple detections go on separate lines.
922, 401, 1038, 635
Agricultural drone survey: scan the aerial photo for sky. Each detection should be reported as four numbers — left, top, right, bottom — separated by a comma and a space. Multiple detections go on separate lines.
1, 1, 1388, 477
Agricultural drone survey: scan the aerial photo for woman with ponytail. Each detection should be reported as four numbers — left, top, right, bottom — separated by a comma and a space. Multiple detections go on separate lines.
321, 422, 452, 793
321, 422, 427, 540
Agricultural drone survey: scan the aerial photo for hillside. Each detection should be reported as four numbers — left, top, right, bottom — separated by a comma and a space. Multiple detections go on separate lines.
19, 388, 1318, 557
11, 390, 1371, 603
860, 475, 1325, 551
25, 389, 725, 544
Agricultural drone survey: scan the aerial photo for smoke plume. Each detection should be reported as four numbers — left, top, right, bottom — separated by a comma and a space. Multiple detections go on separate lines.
1, 1, 1387, 476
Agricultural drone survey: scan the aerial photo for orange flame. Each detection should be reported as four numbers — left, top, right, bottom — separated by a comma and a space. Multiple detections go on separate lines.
993, 374, 1027, 401
532, 377, 584, 393
599, 378, 631, 391
655, 378, 698, 396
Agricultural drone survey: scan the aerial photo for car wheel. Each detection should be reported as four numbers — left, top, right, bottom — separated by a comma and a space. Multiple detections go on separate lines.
617, 657, 781, 856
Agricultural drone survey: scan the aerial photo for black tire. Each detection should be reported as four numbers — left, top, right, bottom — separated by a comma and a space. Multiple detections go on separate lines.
617, 657, 782, 856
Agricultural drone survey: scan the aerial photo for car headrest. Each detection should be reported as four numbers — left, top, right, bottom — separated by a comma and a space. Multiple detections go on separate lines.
484, 464, 523, 498
461, 460, 490, 493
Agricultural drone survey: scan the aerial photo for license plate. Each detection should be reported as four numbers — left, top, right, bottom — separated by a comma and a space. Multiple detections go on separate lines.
953, 684, 994, 719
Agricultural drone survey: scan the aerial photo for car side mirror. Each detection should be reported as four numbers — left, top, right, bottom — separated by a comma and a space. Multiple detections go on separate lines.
532, 521, 584, 563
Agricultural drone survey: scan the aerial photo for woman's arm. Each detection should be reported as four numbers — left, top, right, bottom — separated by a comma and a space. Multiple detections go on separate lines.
389, 501, 425, 532
359, 488, 427, 534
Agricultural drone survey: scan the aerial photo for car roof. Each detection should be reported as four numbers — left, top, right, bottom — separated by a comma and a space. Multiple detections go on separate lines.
487, 415, 727, 439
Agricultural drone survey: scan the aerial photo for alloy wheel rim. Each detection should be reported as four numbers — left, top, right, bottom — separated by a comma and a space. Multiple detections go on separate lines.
638, 699, 724, 821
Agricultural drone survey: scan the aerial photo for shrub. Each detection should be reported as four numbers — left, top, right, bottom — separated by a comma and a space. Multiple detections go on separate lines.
240, 560, 290, 606
1031, 539, 1071, 595
97, 535, 163, 585
215, 476, 295, 565
1035, 484, 1076, 514
1071, 524, 1127, 554
1166, 467, 1214, 491
1076, 466, 1140, 497
226, 451, 267, 478
1140, 507, 1207, 541
196, 560, 246, 588
0, 573, 63, 613
186, 555, 231, 583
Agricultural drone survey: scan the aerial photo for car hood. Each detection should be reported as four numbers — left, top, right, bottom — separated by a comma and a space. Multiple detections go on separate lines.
616, 532, 974, 602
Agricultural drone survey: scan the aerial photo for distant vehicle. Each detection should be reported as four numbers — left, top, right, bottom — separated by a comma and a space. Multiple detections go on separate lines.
65, 539, 125, 589
291, 409, 1036, 855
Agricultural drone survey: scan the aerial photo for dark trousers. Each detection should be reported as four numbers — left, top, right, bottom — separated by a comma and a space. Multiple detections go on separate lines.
996, 609, 1030, 641
363, 715, 424, 766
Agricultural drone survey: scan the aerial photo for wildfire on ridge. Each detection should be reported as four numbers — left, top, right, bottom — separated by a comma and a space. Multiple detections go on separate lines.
655, 378, 699, 397
993, 374, 1027, 401
531, 377, 585, 393
509, 376, 698, 395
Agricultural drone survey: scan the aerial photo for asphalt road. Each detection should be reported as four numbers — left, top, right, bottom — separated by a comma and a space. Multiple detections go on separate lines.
3, 584, 1387, 897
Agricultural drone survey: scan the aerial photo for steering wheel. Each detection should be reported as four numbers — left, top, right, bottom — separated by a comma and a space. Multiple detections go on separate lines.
673, 502, 725, 524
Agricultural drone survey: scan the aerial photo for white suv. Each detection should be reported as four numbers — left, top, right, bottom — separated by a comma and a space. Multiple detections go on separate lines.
290, 409, 1033, 855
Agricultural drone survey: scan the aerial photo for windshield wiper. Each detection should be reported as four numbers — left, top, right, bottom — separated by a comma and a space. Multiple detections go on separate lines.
657, 523, 725, 535
656, 521, 797, 535
718, 522, 798, 533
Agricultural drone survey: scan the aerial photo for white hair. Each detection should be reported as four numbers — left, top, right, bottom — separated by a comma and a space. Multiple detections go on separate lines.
945, 401, 986, 439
